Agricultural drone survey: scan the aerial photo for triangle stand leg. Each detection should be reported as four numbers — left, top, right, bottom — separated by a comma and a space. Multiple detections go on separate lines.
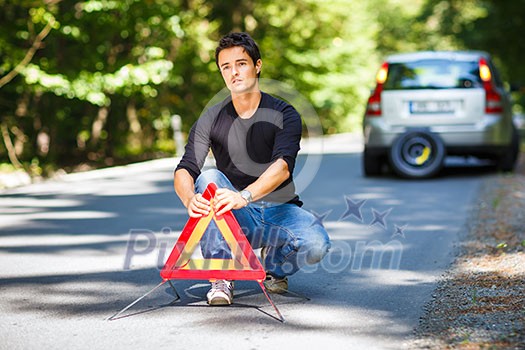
107, 280, 169, 321
258, 282, 285, 323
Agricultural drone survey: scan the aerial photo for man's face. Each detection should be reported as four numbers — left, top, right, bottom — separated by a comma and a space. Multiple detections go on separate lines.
218, 46, 261, 94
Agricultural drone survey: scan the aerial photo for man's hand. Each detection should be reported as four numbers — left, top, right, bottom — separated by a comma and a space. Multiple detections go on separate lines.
187, 193, 211, 218
214, 188, 247, 216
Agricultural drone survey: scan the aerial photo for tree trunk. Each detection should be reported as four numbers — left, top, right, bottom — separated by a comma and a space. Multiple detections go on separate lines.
1, 123, 23, 169
126, 100, 143, 150
90, 106, 109, 145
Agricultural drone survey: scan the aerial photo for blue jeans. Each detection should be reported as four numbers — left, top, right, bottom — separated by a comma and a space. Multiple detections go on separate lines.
195, 169, 331, 278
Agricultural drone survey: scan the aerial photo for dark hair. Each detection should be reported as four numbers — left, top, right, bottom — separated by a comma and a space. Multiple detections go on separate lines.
215, 32, 261, 77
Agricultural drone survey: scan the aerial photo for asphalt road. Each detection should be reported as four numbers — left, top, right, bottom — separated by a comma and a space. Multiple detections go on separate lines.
0, 148, 487, 349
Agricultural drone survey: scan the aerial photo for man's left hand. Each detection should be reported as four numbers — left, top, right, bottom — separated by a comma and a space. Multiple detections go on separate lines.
214, 188, 248, 216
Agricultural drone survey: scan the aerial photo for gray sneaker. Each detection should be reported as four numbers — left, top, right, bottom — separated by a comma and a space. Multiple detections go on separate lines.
264, 273, 288, 294
206, 280, 234, 305
260, 246, 288, 294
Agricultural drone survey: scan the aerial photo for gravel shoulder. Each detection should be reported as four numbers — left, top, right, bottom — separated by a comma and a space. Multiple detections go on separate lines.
409, 155, 525, 349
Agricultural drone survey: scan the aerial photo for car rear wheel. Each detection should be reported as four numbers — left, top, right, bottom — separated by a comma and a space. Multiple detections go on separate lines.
497, 125, 520, 172
389, 131, 446, 179
363, 148, 383, 176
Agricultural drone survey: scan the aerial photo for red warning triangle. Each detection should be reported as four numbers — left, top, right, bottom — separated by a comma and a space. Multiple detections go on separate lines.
160, 183, 266, 282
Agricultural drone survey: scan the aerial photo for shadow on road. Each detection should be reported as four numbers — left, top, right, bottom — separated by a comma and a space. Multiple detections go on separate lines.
0, 153, 493, 343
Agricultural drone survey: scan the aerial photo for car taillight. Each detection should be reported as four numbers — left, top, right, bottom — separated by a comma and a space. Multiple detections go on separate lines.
479, 57, 503, 114
366, 62, 388, 117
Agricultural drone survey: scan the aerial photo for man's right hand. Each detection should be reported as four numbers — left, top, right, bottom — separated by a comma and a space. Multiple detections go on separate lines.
187, 193, 211, 218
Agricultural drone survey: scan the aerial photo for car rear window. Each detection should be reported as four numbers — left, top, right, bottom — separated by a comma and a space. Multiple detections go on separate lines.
384, 59, 482, 90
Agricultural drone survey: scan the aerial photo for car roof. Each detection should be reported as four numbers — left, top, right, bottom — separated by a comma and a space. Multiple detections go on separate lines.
385, 50, 491, 63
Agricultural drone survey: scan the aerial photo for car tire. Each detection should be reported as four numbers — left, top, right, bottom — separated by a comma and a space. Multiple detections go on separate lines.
363, 148, 383, 176
389, 131, 446, 179
497, 125, 520, 172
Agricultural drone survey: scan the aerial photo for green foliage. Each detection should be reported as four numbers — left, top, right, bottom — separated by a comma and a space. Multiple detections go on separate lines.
0, 0, 523, 174
368, 0, 428, 55
253, 0, 379, 132
0, 0, 192, 173
416, 0, 525, 109
496, 242, 508, 249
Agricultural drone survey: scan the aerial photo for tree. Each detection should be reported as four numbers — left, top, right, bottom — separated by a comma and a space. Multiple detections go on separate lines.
8, 0, 519, 176
416, 0, 525, 112
0, 0, 197, 174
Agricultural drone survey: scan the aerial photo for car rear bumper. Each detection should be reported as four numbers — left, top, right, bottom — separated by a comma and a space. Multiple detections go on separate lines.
364, 115, 513, 151
365, 143, 508, 159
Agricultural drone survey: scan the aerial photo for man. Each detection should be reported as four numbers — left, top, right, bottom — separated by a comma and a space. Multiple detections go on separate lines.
174, 32, 330, 305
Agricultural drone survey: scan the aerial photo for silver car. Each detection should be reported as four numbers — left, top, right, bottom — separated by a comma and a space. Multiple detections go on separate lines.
363, 51, 520, 178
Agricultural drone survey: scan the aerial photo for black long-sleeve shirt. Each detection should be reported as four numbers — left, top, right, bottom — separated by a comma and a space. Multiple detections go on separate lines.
176, 91, 303, 206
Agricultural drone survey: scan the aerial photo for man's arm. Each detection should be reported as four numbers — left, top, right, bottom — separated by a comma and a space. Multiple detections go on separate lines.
243, 158, 289, 202
214, 158, 289, 216
173, 107, 218, 218
174, 168, 210, 218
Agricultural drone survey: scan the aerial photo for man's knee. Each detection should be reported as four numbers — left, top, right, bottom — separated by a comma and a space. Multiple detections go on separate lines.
304, 241, 330, 264
298, 230, 331, 265
195, 169, 229, 192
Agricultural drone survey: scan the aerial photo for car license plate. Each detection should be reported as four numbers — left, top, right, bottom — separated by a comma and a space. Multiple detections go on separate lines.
409, 100, 456, 114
